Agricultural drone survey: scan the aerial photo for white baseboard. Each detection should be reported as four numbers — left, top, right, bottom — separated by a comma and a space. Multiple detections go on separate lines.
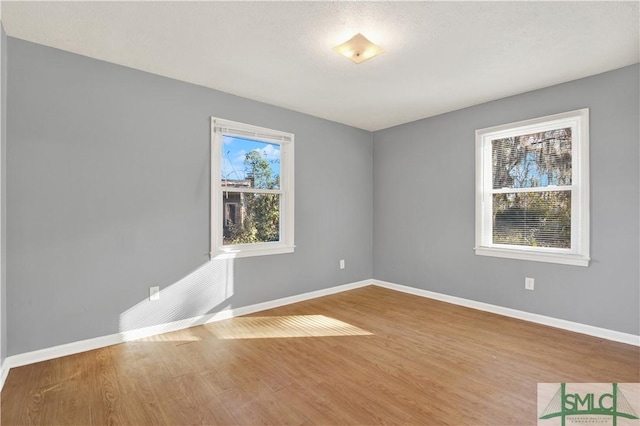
372, 279, 640, 347
4, 279, 371, 371
2, 277, 637, 393
0, 358, 8, 391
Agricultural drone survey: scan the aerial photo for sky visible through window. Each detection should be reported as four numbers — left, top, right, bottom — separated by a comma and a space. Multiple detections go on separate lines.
490, 128, 573, 248
510, 152, 551, 187
221, 135, 281, 182
492, 128, 572, 190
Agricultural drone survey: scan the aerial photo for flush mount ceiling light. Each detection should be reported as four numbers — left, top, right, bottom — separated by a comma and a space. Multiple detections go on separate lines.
332, 33, 385, 64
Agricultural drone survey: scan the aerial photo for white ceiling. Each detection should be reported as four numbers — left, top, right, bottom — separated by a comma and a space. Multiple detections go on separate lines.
2, 1, 639, 131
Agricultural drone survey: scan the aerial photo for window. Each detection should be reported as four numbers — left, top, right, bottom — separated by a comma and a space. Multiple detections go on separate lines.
211, 118, 294, 259
475, 109, 589, 266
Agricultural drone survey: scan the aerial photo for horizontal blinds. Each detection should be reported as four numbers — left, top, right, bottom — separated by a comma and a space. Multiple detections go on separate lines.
214, 124, 292, 143
492, 127, 572, 190
489, 126, 577, 250
492, 192, 571, 248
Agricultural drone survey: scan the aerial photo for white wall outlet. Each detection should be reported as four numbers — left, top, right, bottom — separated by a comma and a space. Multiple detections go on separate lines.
149, 286, 160, 301
340, 259, 345, 270
525, 277, 535, 291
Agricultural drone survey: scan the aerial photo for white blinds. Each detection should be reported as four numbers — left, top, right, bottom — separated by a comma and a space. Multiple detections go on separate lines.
214, 120, 292, 144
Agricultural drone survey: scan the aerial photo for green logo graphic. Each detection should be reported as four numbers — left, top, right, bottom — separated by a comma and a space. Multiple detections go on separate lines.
539, 383, 639, 426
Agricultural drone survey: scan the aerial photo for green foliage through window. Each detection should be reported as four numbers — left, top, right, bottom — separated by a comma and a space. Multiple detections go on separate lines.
492, 192, 571, 248
223, 144, 281, 245
491, 128, 572, 248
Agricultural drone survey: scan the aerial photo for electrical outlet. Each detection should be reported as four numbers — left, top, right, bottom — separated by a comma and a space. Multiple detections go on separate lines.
525, 277, 535, 291
149, 286, 160, 301
340, 259, 345, 270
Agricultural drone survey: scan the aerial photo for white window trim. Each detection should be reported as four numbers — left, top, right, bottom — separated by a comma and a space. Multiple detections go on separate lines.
211, 117, 295, 259
475, 109, 590, 267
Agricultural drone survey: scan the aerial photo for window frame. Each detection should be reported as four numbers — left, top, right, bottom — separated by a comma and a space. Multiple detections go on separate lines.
211, 117, 295, 259
475, 109, 590, 267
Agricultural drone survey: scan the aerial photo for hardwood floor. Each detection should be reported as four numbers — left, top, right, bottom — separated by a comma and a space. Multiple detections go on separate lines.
2, 285, 639, 425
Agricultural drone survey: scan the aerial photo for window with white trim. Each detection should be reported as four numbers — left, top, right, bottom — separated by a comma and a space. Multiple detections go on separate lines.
211, 118, 294, 259
475, 109, 589, 266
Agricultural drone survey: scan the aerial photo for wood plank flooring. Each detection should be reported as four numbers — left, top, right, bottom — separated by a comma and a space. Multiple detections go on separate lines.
2, 285, 639, 425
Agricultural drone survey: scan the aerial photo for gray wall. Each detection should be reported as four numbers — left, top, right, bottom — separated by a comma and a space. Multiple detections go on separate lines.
1, 24, 6, 364
373, 64, 640, 335
5, 35, 638, 357
7, 38, 373, 355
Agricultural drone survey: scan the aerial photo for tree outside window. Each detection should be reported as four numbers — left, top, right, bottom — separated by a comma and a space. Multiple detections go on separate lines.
475, 109, 589, 266
211, 118, 294, 259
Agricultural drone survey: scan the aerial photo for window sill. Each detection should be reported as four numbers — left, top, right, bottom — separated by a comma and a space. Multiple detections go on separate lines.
211, 244, 295, 260
475, 247, 589, 267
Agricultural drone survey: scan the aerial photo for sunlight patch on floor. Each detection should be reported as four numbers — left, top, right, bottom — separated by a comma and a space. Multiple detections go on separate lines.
208, 315, 373, 339
138, 330, 203, 342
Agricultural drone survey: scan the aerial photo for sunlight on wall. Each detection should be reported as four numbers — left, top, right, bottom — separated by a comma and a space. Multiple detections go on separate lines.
119, 258, 234, 339
206, 315, 373, 339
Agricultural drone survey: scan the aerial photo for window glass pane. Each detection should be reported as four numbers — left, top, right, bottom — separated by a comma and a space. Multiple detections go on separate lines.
492, 128, 572, 189
492, 191, 571, 248
221, 136, 281, 190
223, 192, 280, 245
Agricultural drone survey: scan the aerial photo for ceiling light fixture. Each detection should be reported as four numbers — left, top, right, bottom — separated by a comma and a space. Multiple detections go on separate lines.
333, 33, 384, 64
